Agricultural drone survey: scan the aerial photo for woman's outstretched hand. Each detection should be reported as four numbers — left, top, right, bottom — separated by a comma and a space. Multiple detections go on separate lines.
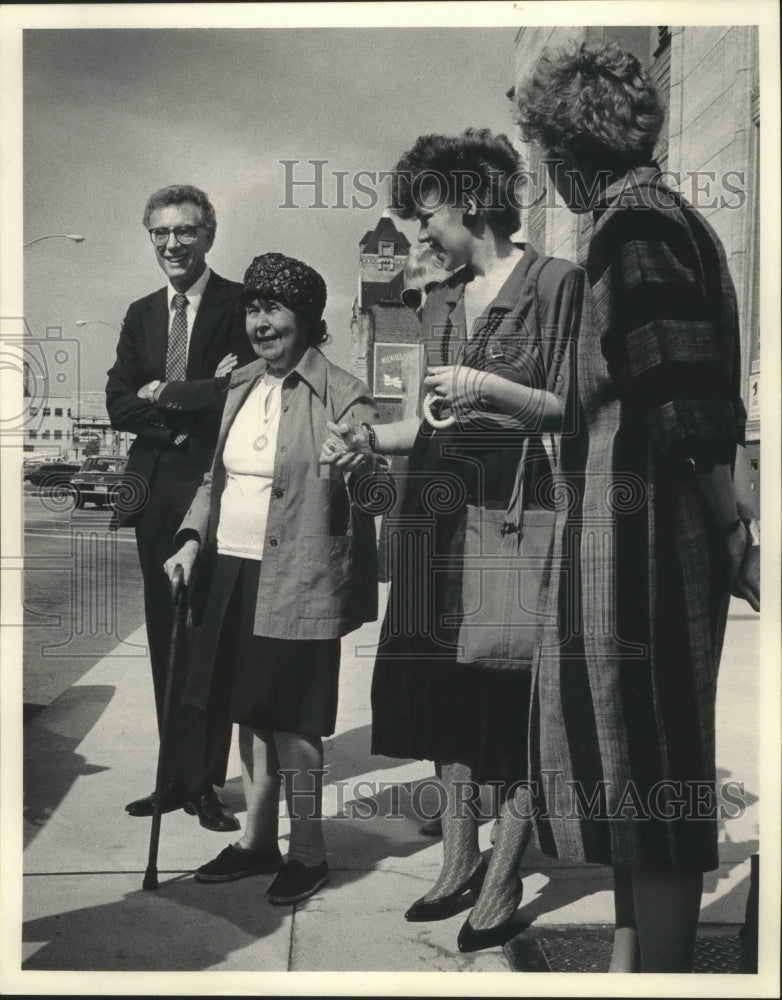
319, 420, 372, 472
164, 538, 200, 587
215, 353, 238, 378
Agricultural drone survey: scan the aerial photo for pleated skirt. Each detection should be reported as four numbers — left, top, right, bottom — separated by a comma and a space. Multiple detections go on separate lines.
193, 555, 340, 737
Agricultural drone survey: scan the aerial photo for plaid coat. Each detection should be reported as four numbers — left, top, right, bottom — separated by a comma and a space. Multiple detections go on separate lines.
530, 167, 746, 871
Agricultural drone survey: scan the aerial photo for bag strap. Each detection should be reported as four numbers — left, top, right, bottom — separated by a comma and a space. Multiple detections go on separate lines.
503, 433, 556, 536
502, 250, 559, 537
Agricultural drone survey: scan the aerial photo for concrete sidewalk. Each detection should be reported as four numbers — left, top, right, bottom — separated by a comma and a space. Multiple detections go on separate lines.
19, 589, 759, 980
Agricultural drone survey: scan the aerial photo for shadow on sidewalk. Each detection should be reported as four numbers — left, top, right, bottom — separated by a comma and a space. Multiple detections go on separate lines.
24, 685, 114, 849
22, 864, 408, 971
22, 873, 291, 970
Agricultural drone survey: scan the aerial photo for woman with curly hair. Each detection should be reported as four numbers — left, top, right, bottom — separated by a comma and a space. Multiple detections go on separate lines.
323, 128, 585, 950
516, 42, 758, 971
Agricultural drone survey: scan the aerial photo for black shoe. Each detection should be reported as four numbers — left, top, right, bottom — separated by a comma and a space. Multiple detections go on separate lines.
184, 787, 241, 832
404, 857, 488, 922
125, 783, 187, 817
418, 815, 443, 837
456, 913, 522, 953
457, 878, 524, 952
194, 844, 284, 883
267, 860, 329, 905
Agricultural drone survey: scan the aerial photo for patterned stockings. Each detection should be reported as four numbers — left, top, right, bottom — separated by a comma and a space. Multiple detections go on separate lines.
467, 783, 533, 929
422, 761, 483, 902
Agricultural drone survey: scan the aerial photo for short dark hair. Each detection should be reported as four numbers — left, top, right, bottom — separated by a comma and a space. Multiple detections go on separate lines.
142, 184, 217, 236
389, 128, 523, 237
516, 41, 664, 172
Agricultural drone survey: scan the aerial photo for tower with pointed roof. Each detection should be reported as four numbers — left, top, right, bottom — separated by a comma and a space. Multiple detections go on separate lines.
350, 216, 423, 422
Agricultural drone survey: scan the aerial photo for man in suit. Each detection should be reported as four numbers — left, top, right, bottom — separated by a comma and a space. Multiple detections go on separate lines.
106, 184, 253, 830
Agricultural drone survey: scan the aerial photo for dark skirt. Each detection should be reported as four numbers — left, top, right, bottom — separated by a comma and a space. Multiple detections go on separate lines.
371, 656, 531, 787
196, 555, 340, 737
371, 424, 537, 787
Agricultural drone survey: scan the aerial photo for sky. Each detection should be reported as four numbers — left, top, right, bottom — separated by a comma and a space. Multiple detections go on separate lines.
22, 26, 521, 393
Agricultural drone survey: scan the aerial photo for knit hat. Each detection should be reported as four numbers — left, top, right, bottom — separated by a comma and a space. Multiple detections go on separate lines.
243, 252, 327, 319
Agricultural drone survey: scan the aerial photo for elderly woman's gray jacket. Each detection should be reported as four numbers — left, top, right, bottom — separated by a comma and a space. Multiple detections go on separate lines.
177, 348, 381, 639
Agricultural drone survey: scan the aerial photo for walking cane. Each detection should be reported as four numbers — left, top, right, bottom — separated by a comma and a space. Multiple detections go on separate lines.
143, 564, 187, 891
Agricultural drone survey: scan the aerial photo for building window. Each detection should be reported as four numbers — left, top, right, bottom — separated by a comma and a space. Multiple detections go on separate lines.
54, 430, 63, 440
42, 407, 51, 417
42, 430, 50, 439
30, 407, 39, 416
29, 430, 38, 440
67, 408, 72, 417
654, 26, 671, 55
378, 241, 394, 257
54, 407, 63, 416
377, 258, 395, 271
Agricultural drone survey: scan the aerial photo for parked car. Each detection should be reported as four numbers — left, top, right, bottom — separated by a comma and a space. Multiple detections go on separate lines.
23, 459, 43, 481
70, 456, 129, 509
28, 461, 81, 490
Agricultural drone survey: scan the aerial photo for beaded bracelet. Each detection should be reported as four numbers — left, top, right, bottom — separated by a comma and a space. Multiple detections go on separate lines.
361, 422, 376, 452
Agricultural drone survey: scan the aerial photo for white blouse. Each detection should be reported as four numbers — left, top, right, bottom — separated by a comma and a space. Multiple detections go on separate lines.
216, 373, 283, 560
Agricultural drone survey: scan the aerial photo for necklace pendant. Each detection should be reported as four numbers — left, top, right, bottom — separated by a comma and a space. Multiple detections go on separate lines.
253, 433, 268, 451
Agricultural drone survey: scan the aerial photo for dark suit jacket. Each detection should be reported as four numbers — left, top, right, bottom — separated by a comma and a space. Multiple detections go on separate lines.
105, 270, 253, 528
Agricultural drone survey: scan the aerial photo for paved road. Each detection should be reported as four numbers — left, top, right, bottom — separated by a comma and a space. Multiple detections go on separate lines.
23, 487, 146, 717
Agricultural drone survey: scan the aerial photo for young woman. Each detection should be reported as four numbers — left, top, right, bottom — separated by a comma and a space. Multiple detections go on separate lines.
323, 129, 585, 951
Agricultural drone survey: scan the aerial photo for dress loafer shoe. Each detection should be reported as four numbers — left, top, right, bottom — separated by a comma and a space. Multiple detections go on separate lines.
184, 788, 241, 832
195, 844, 283, 883
418, 815, 443, 837
404, 857, 488, 922
457, 913, 522, 953
125, 784, 187, 817
267, 859, 329, 905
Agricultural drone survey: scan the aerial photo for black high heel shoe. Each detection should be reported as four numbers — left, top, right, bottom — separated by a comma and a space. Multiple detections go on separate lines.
456, 913, 521, 953
404, 857, 488, 922
457, 877, 524, 952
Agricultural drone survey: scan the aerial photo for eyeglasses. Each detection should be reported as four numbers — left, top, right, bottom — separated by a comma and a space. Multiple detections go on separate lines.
148, 225, 203, 246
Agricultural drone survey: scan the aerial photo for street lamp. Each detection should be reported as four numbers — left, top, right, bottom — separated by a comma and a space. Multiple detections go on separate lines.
23, 233, 85, 249
76, 319, 117, 330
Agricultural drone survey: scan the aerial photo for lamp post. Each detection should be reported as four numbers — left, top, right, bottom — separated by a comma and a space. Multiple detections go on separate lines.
75, 320, 121, 456
23, 233, 85, 249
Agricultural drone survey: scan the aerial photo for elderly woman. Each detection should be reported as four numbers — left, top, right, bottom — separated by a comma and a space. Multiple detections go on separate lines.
324, 129, 584, 951
164, 253, 381, 905
516, 42, 759, 971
